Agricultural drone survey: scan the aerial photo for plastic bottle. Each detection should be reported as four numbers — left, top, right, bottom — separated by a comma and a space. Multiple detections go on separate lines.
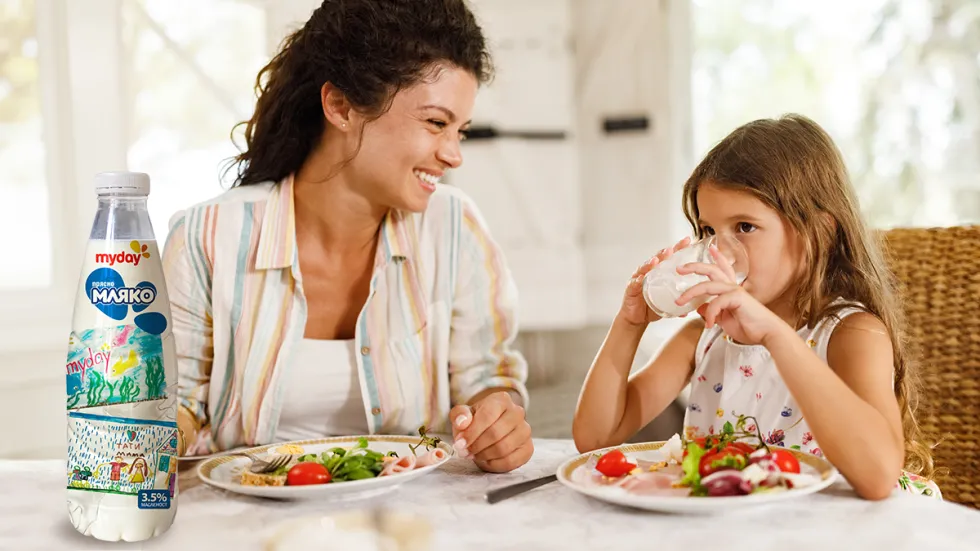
65, 171, 178, 541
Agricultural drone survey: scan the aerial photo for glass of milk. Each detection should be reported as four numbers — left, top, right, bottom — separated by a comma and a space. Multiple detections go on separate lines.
641, 234, 749, 318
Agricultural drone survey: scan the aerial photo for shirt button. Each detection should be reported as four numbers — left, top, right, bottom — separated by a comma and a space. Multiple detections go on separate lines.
371, 407, 381, 415
360, 346, 370, 356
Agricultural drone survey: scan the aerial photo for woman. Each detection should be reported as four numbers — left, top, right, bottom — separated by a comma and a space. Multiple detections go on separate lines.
165, 0, 532, 473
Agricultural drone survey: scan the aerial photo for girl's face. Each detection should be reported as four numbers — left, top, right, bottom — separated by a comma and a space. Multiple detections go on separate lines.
695, 182, 807, 315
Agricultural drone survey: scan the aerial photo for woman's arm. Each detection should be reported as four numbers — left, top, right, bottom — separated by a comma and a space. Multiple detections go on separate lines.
445, 193, 529, 412
162, 211, 215, 456
443, 192, 531, 473
573, 316, 702, 453
764, 313, 904, 500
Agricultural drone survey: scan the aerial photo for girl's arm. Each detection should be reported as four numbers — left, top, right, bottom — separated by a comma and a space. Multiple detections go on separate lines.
764, 313, 904, 500
572, 315, 702, 453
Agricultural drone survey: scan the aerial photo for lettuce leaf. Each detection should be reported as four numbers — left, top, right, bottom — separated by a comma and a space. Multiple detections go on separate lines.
679, 442, 705, 489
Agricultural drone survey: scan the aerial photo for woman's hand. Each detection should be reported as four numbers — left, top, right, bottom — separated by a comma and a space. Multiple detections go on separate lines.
449, 391, 532, 473
619, 236, 692, 326
675, 244, 786, 345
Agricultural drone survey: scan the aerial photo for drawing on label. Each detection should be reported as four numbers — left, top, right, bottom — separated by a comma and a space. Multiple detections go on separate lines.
67, 412, 177, 501
65, 324, 167, 410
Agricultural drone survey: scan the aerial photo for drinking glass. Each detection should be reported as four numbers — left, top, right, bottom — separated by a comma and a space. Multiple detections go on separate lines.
641, 234, 749, 318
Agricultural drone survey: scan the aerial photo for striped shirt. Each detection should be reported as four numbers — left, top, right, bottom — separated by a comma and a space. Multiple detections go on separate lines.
162, 176, 529, 453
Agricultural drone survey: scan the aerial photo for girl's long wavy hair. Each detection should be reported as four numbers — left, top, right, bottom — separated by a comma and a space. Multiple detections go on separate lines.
682, 113, 935, 477
226, 0, 492, 187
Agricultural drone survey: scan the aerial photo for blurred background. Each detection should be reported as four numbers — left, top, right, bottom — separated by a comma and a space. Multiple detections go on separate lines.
1, 0, 978, 458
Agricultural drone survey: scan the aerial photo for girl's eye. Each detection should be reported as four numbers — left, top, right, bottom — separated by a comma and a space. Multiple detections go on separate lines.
428, 119, 447, 129
459, 129, 469, 141
737, 222, 756, 233
700, 226, 715, 236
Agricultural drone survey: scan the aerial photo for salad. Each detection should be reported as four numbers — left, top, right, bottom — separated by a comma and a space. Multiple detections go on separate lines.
239, 426, 447, 487
590, 415, 815, 497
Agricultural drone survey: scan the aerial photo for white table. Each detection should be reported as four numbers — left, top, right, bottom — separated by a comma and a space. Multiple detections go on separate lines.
2, 439, 978, 550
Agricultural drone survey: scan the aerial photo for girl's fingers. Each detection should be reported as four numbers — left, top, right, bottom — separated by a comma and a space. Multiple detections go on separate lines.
672, 236, 692, 252
675, 280, 737, 306
626, 274, 645, 296
638, 257, 659, 275
631, 261, 648, 279
676, 261, 730, 283
627, 276, 640, 290
708, 245, 738, 282
652, 236, 692, 265
702, 291, 739, 328
696, 303, 709, 319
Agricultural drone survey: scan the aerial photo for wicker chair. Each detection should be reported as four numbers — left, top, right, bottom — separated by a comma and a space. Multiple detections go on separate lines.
882, 225, 980, 508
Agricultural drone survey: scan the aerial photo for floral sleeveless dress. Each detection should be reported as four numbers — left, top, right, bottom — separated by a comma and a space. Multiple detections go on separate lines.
682, 305, 941, 499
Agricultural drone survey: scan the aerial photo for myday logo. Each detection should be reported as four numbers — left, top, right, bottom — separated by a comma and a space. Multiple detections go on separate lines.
95, 240, 151, 267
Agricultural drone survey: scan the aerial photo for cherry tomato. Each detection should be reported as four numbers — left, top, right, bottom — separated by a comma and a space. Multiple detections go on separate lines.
286, 462, 332, 485
727, 442, 757, 455
595, 449, 637, 478
768, 449, 801, 474
698, 447, 747, 478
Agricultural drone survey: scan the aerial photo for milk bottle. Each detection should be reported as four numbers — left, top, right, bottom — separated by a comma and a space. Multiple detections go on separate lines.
65, 172, 178, 541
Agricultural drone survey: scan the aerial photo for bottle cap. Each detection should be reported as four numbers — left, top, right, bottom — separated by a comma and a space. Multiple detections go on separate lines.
94, 171, 150, 196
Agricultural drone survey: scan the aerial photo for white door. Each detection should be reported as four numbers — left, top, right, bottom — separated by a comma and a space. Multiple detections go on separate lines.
571, 0, 694, 326
452, 0, 589, 331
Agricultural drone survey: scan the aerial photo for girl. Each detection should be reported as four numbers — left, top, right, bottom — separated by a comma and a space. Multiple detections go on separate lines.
573, 114, 940, 500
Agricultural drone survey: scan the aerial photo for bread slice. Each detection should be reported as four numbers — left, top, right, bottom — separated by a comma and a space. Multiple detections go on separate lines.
239, 469, 287, 486
237, 446, 304, 486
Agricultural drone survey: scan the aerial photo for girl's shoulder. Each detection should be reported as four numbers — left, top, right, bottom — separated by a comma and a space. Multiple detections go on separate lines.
809, 299, 876, 336
809, 300, 887, 359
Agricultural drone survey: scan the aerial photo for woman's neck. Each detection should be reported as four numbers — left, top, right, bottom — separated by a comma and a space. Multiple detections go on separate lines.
293, 139, 386, 256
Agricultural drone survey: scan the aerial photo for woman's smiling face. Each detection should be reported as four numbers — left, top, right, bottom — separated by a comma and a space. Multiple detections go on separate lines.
344, 64, 478, 212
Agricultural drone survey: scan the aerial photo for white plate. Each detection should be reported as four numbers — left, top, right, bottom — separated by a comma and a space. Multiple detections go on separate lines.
556, 440, 839, 514
197, 435, 454, 500
263, 509, 434, 551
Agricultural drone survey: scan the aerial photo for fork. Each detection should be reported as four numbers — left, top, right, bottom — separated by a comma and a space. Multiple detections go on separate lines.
230, 451, 293, 474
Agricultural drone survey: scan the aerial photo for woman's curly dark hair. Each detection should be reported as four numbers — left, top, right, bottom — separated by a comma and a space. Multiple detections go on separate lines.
227, 0, 493, 187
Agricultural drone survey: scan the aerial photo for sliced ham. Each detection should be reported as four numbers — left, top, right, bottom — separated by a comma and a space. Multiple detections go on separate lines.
415, 448, 448, 468
379, 454, 417, 477
619, 472, 691, 497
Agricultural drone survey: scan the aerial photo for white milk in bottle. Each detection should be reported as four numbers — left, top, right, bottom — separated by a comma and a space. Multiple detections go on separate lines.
66, 172, 178, 541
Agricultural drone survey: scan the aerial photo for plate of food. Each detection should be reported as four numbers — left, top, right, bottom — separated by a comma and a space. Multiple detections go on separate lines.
557, 416, 839, 514
197, 427, 453, 500
263, 509, 433, 551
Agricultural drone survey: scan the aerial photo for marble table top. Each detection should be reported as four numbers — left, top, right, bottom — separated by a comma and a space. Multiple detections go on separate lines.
2, 438, 978, 551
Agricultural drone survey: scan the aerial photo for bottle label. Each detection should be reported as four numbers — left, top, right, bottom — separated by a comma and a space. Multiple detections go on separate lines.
65, 324, 168, 409
137, 489, 171, 510
67, 412, 178, 503
75, 239, 170, 337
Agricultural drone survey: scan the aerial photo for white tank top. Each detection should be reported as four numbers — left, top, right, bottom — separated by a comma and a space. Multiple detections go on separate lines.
683, 303, 866, 458
273, 338, 370, 442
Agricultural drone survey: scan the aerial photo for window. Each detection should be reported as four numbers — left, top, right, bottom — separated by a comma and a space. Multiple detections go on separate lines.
0, 0, 269, 352
0, 0, 52, 289
122, 0, 267, 237
692, 0, 980, 228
